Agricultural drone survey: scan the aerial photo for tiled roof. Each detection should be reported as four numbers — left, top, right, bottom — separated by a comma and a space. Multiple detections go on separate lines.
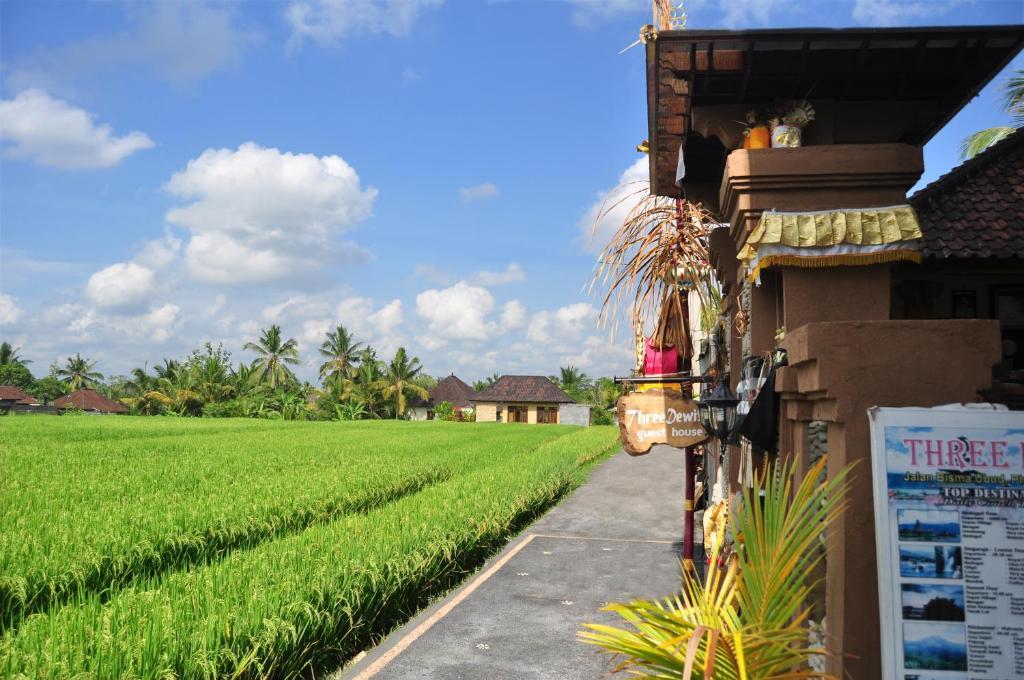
474, 375, 575, 404
0, 385, 37, 405
428, 374, 477, 409
911, 127, 1024, 260
52, 388, 128, 413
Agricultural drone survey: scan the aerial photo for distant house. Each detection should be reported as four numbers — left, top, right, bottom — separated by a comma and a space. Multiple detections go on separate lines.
52, 388, 129, 414
409, 374, 477, 420
474, 375, 584, 425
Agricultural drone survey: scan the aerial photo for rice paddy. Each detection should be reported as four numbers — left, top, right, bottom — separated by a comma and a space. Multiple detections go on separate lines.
0, 417, 618, 678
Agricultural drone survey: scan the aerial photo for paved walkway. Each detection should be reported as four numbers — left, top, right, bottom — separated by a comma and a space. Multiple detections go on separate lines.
338, 446, 696, 680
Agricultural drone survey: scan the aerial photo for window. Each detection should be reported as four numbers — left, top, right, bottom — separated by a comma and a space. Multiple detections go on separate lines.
507, 405, 528, 423
537, 406, 558, 424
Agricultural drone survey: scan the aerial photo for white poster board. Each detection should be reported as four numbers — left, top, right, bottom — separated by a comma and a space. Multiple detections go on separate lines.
869, 406, 1024, 680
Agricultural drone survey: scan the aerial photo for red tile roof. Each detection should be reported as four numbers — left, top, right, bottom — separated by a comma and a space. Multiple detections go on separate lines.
0, 385, 37, 405
911, 127, 1024, 260
474, 375, 575, 404
428, 374, 477, 409
52, 388, 128, 414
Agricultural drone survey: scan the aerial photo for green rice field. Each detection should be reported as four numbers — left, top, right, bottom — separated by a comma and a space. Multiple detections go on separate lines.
0, 417, 619, 678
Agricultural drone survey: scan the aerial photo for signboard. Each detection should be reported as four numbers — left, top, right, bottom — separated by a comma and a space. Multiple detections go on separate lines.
616, 389, 708, 456
869, 406, 1024, 680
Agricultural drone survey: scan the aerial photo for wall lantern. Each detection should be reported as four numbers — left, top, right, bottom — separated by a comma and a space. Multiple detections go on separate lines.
698, 378, 739, 442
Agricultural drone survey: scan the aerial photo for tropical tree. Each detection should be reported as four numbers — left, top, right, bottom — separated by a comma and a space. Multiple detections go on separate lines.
29, 375, 66, 404
373, 347, 429, 419
0, 341, 30, 366
124, 366, 155, 396
0, 363, 34, 390
153, 359, 181, 384
580, 457, 851, 678
55, 353, 103, 391
472, 379, 487, 392
487, 372, 500, 386
961, 68, 1024, 159
553, 365, 591, 400
244, 324, 300, 389
318, 323, 364, 381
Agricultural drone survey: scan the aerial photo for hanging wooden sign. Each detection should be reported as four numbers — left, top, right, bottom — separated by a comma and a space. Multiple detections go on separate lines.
617, 389, 708, 456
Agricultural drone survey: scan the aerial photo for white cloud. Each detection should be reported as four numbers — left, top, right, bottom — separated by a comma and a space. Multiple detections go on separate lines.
470, 262, 525, 286
142, 304, 181, 343
371, 299, 403, 335
569, 0, 644, 28
0, 89, 154, 169
580, 157, 648, 252
166, 142, 377, 284
286, 0, 443, 47
416, 281, 497, 341
85, 262, 156, 309
527, 302, 598, 344
500, 300, 527, 331
6, 3, 257, 92
203, 293, 227, 319
851, 0, 964, 26
719, 0, 787, 28
458, 182, 500, 203
0, 294, 22, 325
134, 234, 181, 270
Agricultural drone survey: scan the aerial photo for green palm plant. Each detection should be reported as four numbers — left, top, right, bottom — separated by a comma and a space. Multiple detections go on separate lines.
0, 341, 30, 366
960, 68, 1024, 159
153, 359, 181, 385
373, 347, 429, 419
54, 353, 104, 391
580, 456, 851, 679
318, 323, 364, 382
472, 379, 488, 392
125, 366, 154, 396
244, 324, 301, 389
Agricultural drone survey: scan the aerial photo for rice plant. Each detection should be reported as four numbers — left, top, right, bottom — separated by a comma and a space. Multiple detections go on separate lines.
0, 422, 619, 678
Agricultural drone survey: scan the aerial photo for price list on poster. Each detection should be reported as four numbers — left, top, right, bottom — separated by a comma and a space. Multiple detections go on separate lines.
870, 407, 1024, 680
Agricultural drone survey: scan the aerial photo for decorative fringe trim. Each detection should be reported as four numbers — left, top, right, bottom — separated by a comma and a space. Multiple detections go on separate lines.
748, 250, 922, 282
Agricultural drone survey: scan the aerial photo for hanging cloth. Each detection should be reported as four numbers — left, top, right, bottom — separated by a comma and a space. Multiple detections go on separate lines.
643, 337, 679, 376
738, 355, 785, 453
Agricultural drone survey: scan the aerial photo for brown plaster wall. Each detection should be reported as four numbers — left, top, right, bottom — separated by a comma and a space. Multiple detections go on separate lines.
782, 265, 891, 331
777, 319, 1001, 679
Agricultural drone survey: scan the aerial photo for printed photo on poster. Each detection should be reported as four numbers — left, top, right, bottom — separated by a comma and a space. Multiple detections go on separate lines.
898, 545, 963, 579
896, 509, 961, 543
901, 583, 965, 621
902, 621, 968, 672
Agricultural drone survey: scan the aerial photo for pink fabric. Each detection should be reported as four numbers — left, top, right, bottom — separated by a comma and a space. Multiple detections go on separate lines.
643, 338, 679, 376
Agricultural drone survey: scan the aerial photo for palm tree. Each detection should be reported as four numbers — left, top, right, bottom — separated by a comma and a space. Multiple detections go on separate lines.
153, 359, 181, 384
125, 366, 154, 396
472, 379, 488, 392
961, 68, 1024, 159
0, 341, 30, 366
55, 353, 103, 391
487, 372, 500, 386
318, 323, 363, 381
244, 324, 300, 389
552, 365, 591, 400
373, 347, 429, 419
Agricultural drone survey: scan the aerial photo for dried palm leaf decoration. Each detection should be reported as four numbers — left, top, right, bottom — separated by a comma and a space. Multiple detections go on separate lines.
590, 184, 716, 360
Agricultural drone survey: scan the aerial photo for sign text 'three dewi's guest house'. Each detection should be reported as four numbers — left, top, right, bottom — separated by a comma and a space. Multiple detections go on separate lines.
617, 389, 707, 455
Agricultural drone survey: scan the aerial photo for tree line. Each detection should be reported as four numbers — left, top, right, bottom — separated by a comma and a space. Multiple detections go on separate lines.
0, 327, 622, 422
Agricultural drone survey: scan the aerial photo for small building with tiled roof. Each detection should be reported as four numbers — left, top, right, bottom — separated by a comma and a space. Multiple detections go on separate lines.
408, 374, 478, 420
892, 128, 1024, 404
474, 375, 580, 424
52, 388, 128, 414
0, 385, 37, 405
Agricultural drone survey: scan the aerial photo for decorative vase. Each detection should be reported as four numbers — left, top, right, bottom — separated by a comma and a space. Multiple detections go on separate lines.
771, 124, 802, 148
743, 126, 770, 150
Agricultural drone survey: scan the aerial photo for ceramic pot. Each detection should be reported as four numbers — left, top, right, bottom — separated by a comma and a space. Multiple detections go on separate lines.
771, 124, 802, 148
743, 126, 771, 149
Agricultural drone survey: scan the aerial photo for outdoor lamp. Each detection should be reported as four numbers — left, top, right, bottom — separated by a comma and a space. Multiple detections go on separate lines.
699, 378, 739, 442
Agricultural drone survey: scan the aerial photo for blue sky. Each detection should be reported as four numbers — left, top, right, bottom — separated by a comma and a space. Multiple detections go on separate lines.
2, 0, 1022, 383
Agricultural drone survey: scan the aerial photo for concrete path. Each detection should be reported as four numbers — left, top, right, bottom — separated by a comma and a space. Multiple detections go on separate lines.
338, 446, 697, 680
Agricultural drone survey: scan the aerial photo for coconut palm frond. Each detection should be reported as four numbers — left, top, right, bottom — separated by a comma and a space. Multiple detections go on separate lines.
580, 456, 851, 679
590, 185, 714, 344
959, 126, 1016, 160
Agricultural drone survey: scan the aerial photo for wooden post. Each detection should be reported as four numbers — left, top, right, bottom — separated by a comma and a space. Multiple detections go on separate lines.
682, 445, 695, 571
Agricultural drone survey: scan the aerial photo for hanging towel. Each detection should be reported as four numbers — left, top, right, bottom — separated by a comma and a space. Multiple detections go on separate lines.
643, 337, 679, 376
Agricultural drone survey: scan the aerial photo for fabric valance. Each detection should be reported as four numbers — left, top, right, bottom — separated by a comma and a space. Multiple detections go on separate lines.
737, 205, 923, 282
